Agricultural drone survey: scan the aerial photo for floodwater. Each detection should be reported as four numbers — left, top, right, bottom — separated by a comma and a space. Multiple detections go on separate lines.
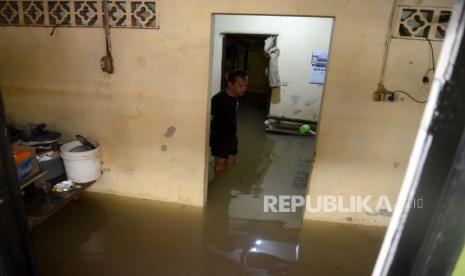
32, 93, 385, 275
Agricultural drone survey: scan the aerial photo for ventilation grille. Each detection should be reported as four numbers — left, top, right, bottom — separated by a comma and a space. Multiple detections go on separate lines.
394, 6, 451, 40
0, 0, 159, 29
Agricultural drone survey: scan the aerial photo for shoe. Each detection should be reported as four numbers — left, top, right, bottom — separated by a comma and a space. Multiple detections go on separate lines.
21, 131, 60, 145
20, 124, 61, 145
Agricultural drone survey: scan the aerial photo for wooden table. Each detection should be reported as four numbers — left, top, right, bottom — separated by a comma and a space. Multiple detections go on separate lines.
20, 174, 94, 229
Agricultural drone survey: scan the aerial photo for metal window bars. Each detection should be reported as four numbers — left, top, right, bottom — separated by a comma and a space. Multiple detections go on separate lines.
0, 0, 159, 29
394, 6, 452, 40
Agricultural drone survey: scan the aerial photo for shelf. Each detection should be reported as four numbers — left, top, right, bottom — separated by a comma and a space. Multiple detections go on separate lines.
19, 170, 47, 190
267, 115, 317, 125
265, 126, 314, 136
25, 181, 94, 229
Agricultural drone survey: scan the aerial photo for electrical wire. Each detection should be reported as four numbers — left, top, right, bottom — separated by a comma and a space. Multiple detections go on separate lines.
378, 0, 400, 86
391, 90, 427, 104
424, 36, 436, 72
424, 68, 434, 76
50, 24, 59, 36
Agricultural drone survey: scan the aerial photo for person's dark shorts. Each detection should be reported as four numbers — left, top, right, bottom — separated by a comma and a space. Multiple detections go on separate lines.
210, 134, 238, 159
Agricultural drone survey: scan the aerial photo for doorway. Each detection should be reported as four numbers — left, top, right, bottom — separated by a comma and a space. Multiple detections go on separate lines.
206, 14, 334, 213
206, 14, 333, 201
221, 34, 272, 116
204, 14, 334, 273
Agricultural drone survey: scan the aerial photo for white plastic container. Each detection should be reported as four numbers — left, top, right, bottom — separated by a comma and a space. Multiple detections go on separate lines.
60, 140, 102, 183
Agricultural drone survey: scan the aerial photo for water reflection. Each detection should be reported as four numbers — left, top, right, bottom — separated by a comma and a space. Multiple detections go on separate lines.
203, 92, 313, 275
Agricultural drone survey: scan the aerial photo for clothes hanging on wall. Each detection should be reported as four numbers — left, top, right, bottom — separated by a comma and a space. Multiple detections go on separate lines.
264, 36, 281, 88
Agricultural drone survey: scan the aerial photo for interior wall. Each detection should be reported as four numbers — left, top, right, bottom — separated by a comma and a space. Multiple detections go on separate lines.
0, 0, 454, 226
304, 0, 454, 226
0, 1, 212, 206
210, 15, 333, 121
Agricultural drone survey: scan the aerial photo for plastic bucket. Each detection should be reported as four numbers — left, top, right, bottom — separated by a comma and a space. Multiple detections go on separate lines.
60, 140, 102, 183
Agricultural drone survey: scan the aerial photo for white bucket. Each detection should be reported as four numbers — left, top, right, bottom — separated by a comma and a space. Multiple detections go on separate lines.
60, 140, 102, 183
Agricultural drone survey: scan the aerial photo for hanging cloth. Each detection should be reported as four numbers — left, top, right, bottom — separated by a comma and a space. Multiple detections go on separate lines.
264, 36, 281, 88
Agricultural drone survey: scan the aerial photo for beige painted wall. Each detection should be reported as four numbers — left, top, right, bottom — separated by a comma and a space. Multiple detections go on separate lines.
0, 0, 453, 225
0, 0, 213, 206
303, 0, 453, 225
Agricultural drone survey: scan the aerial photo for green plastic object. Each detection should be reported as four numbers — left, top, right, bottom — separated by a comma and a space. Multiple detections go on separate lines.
299, 124, 310, 134
453, 244, 465, 276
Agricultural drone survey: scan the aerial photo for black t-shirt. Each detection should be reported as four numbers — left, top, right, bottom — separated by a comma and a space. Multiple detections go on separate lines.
210, 90, 238, 138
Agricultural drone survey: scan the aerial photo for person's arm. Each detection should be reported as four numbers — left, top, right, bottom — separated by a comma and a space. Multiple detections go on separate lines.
211, 96, 218, 119
210, 95, 221, 131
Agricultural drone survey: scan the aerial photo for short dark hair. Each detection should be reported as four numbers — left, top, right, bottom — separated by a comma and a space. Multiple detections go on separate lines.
226, 69, 248, 84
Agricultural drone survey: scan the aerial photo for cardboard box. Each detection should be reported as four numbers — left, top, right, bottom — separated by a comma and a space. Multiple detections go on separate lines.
12, 144, 38, 183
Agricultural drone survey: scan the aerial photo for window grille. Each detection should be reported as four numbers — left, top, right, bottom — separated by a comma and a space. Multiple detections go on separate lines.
394, 6, 451, 40
0, 0, 159, 29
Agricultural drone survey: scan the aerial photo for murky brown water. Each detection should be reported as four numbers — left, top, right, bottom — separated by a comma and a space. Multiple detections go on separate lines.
32, 93, 385, 275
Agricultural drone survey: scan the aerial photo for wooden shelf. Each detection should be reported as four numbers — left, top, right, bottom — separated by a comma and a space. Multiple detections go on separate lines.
25, 181, 94, 229
19, 170, 47, 190
267, 115, 317, 125
265, 126, 314, 136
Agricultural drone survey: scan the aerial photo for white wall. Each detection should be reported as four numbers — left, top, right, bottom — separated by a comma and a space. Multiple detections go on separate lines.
210, 15, 333, 121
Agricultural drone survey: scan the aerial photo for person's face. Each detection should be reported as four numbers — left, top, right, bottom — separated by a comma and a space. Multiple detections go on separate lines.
230, 77, 248, 97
